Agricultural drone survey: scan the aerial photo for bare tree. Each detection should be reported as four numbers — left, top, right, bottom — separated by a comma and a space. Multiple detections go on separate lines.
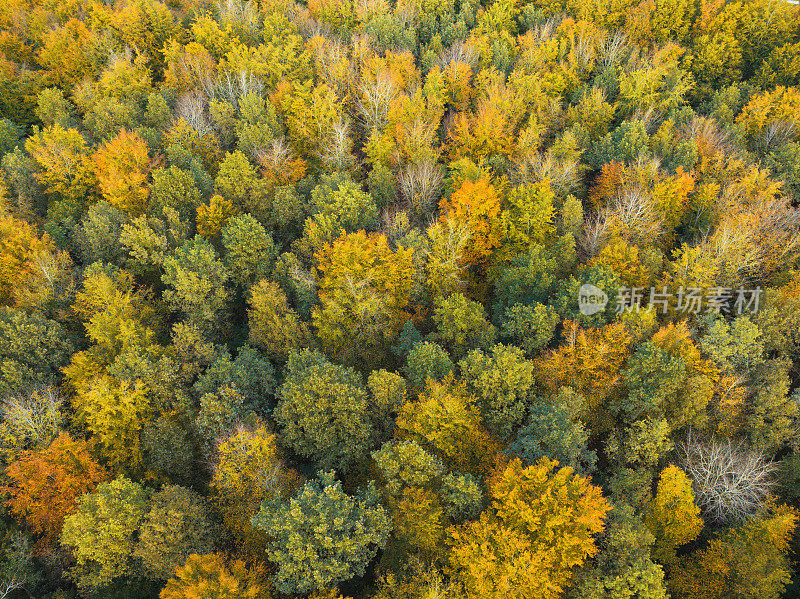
400, 159, 444, 218
513, 150, 583, 198
579, 212, 611, 259
358, 70, 400, 132
1, 386, 64, 448
175, 90, 212, 135
679, 432, 777, 524
318, 119, 357, 173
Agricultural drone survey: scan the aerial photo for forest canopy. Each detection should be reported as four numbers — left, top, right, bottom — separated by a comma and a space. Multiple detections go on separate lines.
1, 0, 800, 597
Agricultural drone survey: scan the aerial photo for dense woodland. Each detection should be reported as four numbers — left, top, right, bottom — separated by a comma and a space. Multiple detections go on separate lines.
1, 0, 800, 596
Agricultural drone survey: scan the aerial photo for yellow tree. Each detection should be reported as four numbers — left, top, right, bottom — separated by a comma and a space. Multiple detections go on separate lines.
248, 279, 311, 361
25, 124, 96, 202
93, 129, 151, 217
313, 231, 415, 368
644, 465, 703, 566
449, 457, 610, 599
536, 321, 632, 433
395, 378, 499, 479
439, 179, 503, 265
0, 214, 74, 310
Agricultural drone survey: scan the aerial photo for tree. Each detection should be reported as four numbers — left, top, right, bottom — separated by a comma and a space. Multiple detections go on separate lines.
536, 320, 632, 434
2, 432, 108, 548
72, 374, 151, 474
459, 344, 535, 440
431, 292, 497, 359
568, 502, 669, 599
160, 554, 263, 599
439, 178, 503, 264
211, 426, 300, 556
497, 302, 559, 357
678, 434, 776, 524
162, 237, 230, 334
0, 531, 40, 599
252, 471, 392, 595
150, 166, 202, 219
405, 341, 455, 393
0, 386, 64, 451
136, 485, 216, 580
644, 465, 703, 565
449, 457, 610, 599
78, 201, 128, 265
275, 349, 373, 471
313, 231, 415, 367
500, 181, 556, 252
395, 378, 499, 478
92, 129, 151, 216
247, 279, 311, 361
221, 214, 277, 289
60, 476, 150, 592
511, 388, 597, 474
24, 124, 95, 202
671, 503, 797, 599
0, 309, 73, 396
0, 215, 74, 311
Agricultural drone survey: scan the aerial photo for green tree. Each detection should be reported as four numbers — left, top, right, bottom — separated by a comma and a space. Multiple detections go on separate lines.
431, 292, 497, 359
60, 476, 150, 592
512, 388, 597, 473
0, 308, 73, 396
220, 214, 277, 289
459, 344, 535, 440
275, 350, 373, 471
247, 279, 311, 361
135, 485, 216, 580
568, 502, 669, 599
252, 471, 392, 595
405, 341, 454, 393
162, 237, 230, 334
497, 302, 559, 357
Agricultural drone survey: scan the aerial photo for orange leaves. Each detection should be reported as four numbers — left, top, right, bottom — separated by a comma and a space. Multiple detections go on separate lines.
3, 432, 109, 549
92, 129, 151, 217
589, 161, 625, 207
536, 320, 632, 433
439, 178, 503, 265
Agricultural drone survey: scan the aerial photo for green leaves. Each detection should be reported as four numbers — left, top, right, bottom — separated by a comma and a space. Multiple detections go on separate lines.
252, 471, 392, 594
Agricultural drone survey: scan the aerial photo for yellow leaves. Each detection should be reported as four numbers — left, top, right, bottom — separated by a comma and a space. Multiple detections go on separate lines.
439, 179, 503, 265
0, 214, 74, 310
645, 465, 703, 565
393, 487, 447, 554
196, 194, 238, 237
395, 378, 499, 478
26, 124, 96, 202
450, 457, 610, 599
211, 426, 301, 557
651, 167, 696, 232
248, 279, 311, 360
73, 375, 151, 475
736, 86, 800, 148
160, 554, 265, 599
93, 129, 151, 217
313, 231, 415, 365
